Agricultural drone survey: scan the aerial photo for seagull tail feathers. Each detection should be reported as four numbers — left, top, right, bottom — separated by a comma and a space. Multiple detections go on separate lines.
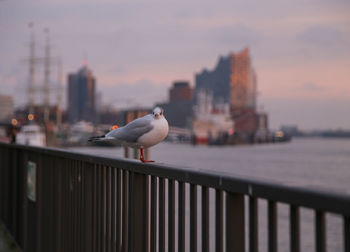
88, 135, 105, 142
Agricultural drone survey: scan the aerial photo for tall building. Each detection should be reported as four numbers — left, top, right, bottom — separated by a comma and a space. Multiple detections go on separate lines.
195, 47, 257, 111
67, 64, 96, 123
169, 81, 193, 102
195, 48, 261, 140
157, 81, 193, 128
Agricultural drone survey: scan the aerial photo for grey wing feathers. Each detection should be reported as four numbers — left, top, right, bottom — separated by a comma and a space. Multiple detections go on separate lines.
105, 115, 154, 143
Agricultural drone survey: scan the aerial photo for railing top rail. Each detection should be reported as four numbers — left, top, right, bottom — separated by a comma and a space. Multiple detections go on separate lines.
2, 142, 350, 216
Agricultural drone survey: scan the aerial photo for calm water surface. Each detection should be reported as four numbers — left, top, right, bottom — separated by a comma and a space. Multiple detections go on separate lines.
70, 137, 350, 193
69, 137, 350, 251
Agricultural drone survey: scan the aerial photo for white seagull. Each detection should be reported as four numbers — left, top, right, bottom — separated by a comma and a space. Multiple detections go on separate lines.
89, 107, 169, 162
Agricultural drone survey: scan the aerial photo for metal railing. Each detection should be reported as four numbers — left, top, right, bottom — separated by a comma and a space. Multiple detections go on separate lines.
0, 142, 349, 252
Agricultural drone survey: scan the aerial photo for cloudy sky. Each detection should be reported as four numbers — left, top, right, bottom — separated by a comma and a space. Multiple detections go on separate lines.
1, 0, 349, 130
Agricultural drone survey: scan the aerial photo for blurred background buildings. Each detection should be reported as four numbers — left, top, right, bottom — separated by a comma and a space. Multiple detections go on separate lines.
0, 22, 349, 146
67, 64, 96, 123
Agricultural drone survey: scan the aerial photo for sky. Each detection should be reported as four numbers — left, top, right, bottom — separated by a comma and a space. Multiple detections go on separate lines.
0, 0, 349, 130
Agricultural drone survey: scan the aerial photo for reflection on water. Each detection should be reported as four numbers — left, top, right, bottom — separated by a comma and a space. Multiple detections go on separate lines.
68, 138, 350, 252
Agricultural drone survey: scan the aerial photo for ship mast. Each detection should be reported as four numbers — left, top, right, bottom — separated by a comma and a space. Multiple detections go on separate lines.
28, 23, 35, 113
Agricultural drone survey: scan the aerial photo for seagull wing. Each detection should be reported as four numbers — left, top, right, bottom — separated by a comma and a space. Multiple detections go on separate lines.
106, 115, 154, 143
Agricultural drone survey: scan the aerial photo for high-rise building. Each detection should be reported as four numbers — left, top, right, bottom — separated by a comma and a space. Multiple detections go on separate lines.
67, 64, 96, 123
195, 48, 260, 138
195, 47, 257, 111
156, 81, 193, 128
169, 81, 193, 102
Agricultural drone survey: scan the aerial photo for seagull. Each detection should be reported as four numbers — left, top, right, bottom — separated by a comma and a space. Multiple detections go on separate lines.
89, 107, 169, 162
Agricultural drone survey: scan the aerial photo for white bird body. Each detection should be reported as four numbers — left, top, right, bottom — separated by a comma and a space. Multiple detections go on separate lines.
89, 107, 168, 162
137, 116, 169, 148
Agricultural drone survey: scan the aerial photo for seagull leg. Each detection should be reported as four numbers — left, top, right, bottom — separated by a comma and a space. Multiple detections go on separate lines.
140, 148, 154, 163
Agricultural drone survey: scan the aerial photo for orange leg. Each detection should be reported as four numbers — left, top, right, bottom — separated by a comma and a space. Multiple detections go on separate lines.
140, 148, 154, 163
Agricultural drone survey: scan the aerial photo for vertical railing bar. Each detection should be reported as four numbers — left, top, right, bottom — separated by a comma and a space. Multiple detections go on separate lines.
159, 177, 165, 252
122, 170, 129, 252
102, 166, 107, 252
67, 159, 72, 252
74, 160, 78, 252
93, 164, 97, 252
79, 161, 83, 252
178, 181, 185, 252
168, 179, 175, 252
315, 211, 326, 252
99, 165, 104, 252
75, 160, 79, 252
290, 205, 300, 252
111, 167, 116, 252
58, 158, 62, 251
249, 196, 258, 252
83, 161, 88, 252
268, 201, 277, 252
73, 160, 78, 252
145, 175, 150, 252
65, 159, 69, 251
106, 167, 111, 252
65, 159, 69, 252
81, 161, 85, 252
116, 169, 122, 252
95, 164, 98, 252
226, 193, 245, 252
77, 160, 81, 252
216, 190, 224, 252
87, 162, 93, 252
11, 149, 17, 240
76, 160, 80, 252
190, 184, 198, 252
128, 171, 134, 252
344, 216, 350, 252
70, 159, 74, 252
202, 186, 209, 252
150, 176, 157, 252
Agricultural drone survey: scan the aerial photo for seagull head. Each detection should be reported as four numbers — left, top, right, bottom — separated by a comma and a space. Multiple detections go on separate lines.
152, 107, 164, 119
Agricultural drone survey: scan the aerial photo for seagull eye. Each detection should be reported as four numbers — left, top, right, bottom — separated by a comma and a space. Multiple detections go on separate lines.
160, 111, 163, 115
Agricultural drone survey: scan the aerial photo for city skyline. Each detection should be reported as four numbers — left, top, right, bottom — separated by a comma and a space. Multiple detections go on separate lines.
0, 0, 349, 130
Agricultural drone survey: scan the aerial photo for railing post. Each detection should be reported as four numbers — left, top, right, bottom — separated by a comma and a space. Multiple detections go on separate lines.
131, 172, 149, 252
226, 192, 245, 252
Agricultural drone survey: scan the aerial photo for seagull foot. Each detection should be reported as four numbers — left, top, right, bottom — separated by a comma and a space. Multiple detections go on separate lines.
139, 148, 154, 163
140, 158, 155, 163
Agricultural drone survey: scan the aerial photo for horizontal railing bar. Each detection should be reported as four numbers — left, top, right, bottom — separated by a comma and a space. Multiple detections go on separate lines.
2, 143, 350, 216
